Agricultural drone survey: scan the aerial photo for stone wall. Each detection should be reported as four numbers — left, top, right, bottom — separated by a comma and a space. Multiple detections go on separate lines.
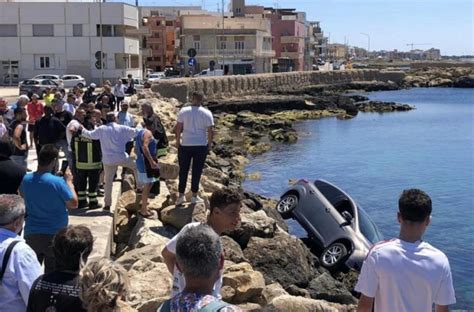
151, 70, 405, 103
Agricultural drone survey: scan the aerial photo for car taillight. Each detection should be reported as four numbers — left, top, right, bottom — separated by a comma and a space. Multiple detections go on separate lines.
298, 179, 309, 184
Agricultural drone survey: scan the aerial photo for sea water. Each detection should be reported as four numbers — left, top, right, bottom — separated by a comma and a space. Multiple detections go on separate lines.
243, 88, 474, 309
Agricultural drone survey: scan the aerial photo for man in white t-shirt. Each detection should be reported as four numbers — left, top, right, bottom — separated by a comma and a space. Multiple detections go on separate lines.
162, 187, 242, 298
356, 189, 456, 312
175, 92, 214, 205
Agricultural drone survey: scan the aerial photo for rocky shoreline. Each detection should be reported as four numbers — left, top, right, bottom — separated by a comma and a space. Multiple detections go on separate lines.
402, 66, 474, 88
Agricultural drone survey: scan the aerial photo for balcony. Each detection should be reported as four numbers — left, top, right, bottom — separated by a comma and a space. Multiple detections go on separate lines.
147, 37, 163, 44
280, 36, 301, 44
125, 26, 150, 36
178, 49, 275, 58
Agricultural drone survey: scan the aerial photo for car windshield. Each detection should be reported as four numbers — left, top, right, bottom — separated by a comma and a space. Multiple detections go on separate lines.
357, 206, 384, 244
149, 75, 160, 78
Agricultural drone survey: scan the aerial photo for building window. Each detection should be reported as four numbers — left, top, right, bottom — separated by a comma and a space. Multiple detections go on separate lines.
165, 21, 173, 26
193, 35, 200, 41
96, 24, 113, 37
33, 24, 54, 37
35, 55, 54, 69
73, 24, 82, 37
0, 24, 17, 37
193, 41, 200, 50
219, 42, 226, 50
235, 41, 245, 51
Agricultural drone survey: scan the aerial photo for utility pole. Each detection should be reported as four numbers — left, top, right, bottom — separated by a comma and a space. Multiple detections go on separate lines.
360, 32, 370, 58
221, 0, 225, 74
99, 0, 104, 86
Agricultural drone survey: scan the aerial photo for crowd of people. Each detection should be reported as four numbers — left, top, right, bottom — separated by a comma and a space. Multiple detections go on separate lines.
0, 81, 456, 311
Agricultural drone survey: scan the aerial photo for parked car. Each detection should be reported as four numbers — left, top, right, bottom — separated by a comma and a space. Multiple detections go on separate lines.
32, 74, 64, 88
61, 74, 86, 88
164, 68, 181, 78
276, 179, 384, 271
194, 69, 224, 77
19, 79, 59, 98
147, 72, 165, 83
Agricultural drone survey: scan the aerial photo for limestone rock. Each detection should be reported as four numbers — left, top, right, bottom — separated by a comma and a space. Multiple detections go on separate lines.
159, 162, 179, 180
202, 167, 229, 185
257, 283, 289, 306
116, 244, 166, 270
263, 295, 356, 312
200, 176, 225, 194
243, 230, 316, 288
237, 303, 261, 311
227, 210, 276, 248
453, 75, 474, 88
221, 235, 247, 264
222, 262, 266, 304
308, 272, 358, 305
128, 215, 175, 249
116, 190, 139, 213
160, 203, 206, 230
128, 263, 172, 311
122, 173, 136, 192
285, 284, 311, 298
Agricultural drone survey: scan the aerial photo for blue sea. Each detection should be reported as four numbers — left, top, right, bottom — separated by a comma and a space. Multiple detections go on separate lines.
243, 88, 474, 309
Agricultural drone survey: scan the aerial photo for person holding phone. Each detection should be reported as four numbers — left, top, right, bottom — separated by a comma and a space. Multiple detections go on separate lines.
19, 144, 78, 273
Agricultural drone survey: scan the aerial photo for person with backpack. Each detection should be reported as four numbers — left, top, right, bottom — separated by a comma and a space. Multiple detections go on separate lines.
158, 224, 241, 312
0, 194, 42, 311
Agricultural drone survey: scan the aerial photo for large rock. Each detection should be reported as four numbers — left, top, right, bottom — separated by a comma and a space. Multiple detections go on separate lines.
116, 244, 166, 270
243, 230, 316, 288
222, 262, 266, 304
116, 190, 139, 213
221, 235, 247, 263
263, 295, 356, 312
257, 283, 289, 306
128, 215, 175, 248
453, 75, 474, 88
308, 272, 358, 305
159, 162, 179, 180
160, 203, 206, 230
128, 262, 173, 312
200, 175, 225, 194
227, 210, 276, 248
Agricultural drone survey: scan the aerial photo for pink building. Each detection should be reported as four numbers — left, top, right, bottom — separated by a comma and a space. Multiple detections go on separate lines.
264, 8, 306, 72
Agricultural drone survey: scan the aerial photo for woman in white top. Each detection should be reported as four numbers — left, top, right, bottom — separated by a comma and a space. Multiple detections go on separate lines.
174, 92, 214, 205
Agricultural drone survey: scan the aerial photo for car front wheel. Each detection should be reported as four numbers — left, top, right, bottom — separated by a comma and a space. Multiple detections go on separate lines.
320, 242, 348, 270
77, 83, 84, 88
276, 193, 298, 219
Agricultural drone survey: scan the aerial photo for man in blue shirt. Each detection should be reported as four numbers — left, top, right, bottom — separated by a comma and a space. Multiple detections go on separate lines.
0, 194, 42, 312
20, 144, 78, 273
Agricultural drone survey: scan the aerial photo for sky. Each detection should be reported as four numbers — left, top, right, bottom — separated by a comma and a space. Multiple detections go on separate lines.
116, 0, 473, 55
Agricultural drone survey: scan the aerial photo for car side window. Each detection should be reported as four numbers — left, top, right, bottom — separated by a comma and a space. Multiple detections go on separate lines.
41, 80, 51, 85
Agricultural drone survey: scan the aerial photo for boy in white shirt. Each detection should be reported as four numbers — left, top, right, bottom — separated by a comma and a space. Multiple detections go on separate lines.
161, 187, 242, 298
356, 189, 456, 312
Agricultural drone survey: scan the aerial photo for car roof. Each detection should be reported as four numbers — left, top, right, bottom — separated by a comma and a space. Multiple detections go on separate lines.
33, 74, 59, 78
61, 74, 82, 77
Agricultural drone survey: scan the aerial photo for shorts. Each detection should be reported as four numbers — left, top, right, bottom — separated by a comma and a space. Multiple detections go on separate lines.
27, 123, 36, 132
137, 171, 158, 185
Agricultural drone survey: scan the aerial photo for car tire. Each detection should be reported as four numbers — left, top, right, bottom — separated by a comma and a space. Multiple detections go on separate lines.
276, 193, 298, 219
77, 83, 84, 88
320, 242, 348, 270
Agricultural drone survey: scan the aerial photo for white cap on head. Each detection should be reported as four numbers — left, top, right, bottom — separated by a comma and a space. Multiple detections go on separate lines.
18, 95, 29, 101
90, 83, 96, 88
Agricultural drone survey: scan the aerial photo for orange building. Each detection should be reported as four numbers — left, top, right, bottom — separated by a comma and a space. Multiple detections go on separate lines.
143, 16, 178, 71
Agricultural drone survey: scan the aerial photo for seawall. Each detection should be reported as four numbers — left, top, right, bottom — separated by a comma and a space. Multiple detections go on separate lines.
151, 70, 405, 103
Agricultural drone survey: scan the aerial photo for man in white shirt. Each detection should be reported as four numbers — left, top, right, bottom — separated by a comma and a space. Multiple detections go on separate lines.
62, 94, 76, 115
175, 92, 214, 205
0, 194, 42, 312
80, 112, 139, 211
356, 189, 456, 312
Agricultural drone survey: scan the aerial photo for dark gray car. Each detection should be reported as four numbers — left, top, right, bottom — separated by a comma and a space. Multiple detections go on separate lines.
276, 179, 384, 271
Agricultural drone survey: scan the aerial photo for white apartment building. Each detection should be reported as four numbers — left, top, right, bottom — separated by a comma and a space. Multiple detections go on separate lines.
0, 1, 141, 85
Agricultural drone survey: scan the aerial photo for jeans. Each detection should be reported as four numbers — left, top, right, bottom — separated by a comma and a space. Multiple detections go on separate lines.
11, 154, 28, 169
178, 145, 208, 194
25, 234, 55, 273
103, 158, 136, 207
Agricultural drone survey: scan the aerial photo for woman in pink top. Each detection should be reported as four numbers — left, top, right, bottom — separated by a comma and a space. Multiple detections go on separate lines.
26, 94, 44, 149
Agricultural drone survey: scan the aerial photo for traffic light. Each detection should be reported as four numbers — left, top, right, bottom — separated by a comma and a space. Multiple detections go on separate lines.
94, 51, 107, 69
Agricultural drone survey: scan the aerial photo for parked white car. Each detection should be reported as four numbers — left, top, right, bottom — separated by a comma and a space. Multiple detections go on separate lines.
61, 74, 86, 88
194, 69, 224, 77
32, 74, 64, 88
147, 72, 165, 83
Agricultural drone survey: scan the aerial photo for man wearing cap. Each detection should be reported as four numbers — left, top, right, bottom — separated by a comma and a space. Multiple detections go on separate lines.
26, 95, 44, 151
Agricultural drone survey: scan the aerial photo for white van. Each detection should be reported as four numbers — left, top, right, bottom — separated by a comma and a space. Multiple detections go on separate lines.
194, 69, 224, 77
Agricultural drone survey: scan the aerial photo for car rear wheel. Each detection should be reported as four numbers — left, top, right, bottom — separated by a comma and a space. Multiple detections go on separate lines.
320, 242, 348, 270
276, 193, 298, 219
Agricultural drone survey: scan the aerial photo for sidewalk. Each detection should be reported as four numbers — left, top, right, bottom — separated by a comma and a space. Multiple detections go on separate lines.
26, 146, 120, 261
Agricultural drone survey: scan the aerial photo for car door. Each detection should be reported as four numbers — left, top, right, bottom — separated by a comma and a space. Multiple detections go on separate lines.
296, 186, 341, 245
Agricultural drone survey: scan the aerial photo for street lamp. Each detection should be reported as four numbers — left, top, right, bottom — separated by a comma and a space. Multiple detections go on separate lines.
360, 32, 370, 53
